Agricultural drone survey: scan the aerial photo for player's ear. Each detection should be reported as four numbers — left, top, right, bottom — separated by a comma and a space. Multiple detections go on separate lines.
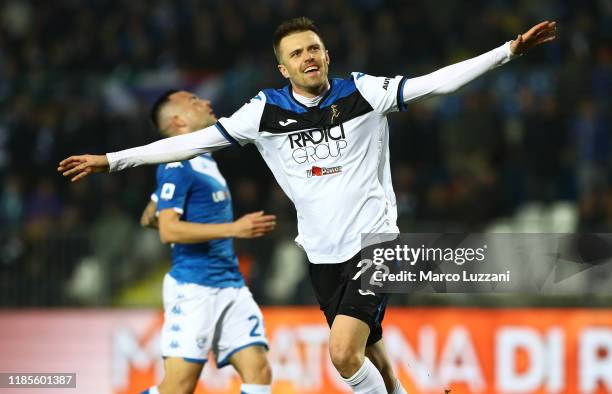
278, 63, 290, 79
325, 50, 330, 65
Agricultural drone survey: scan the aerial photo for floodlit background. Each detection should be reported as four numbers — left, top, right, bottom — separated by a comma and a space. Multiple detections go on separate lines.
0, 1, 610, 393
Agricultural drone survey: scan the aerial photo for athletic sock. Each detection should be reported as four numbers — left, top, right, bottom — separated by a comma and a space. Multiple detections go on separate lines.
240, 383, 271, 394
340, 357, 387, 394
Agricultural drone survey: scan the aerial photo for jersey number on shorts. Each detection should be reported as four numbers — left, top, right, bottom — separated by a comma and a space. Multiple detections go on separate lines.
248, 315, 262, 337
352, 259, 372, 280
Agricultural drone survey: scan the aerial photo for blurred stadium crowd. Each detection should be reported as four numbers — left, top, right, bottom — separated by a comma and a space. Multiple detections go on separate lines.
0, 0, 610, 306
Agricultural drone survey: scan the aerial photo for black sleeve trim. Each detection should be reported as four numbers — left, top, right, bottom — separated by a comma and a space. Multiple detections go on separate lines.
214, 122, 240, 146
396, 76, 409, 112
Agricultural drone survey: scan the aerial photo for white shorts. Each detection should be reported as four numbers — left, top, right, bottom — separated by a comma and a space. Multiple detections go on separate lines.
161, 273, 268, 367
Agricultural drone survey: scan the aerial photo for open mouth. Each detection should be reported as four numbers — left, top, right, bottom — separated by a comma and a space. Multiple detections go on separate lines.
303, 65, 320, 75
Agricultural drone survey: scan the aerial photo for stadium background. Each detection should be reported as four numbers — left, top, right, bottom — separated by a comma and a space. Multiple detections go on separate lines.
0, 0, 610, 393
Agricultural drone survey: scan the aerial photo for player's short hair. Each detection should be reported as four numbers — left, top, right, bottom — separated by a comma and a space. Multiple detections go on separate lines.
273, 17, 323, 62
150, 89, 180, 133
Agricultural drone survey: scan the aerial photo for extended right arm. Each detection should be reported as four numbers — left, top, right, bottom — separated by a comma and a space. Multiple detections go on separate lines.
58, 125, 231, 182
59, 96, 265, 182
107, 125, 232, 172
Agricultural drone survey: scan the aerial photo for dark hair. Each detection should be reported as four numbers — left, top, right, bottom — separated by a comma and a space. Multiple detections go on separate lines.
273, 17, 322, 62
149, 89, 180, 132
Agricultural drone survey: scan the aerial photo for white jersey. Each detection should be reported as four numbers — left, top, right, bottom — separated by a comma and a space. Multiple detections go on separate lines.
107, 42, 517, 264
215, 73, 407, 264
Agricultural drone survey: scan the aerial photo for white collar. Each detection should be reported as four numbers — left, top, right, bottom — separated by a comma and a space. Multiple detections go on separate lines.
291, 84, 330, 107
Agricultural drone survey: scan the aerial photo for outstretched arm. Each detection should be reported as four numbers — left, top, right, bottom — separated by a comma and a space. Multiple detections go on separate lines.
58, 124, 231, 182
58, 94, 265, 182
403, 21, 556, 103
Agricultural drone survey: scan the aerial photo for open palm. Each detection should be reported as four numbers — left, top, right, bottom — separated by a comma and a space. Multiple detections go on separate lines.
510, 21, 557, 55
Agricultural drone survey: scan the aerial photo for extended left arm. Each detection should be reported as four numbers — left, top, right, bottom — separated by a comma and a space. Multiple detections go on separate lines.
403, 21, 556, 104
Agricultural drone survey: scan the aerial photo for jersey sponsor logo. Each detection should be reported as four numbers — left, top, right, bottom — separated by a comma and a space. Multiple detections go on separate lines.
279, 118, 298, 126
306, 165, 343, 178
212, 190, 230, 202
358, 289, 376, 296
382, 77, 390, 90
288, 124, 348, 164
164, 162, 184, 169
160, 183, 176, 200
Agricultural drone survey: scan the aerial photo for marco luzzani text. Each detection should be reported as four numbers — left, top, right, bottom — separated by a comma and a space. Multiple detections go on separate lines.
369, 244, 511, 283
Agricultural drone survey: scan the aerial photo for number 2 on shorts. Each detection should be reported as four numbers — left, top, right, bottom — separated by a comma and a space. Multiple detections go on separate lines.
248, 315, 262, 337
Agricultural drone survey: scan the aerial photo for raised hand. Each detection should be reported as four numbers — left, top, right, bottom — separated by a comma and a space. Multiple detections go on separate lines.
232, 211, 277, 238
58, 154, 110, 182
510, 21, 557, 55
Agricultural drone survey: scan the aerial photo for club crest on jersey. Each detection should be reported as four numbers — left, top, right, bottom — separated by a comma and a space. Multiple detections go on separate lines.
212, 190, 230, 202
306, 165, 343, 178
288, 124, 348, 164
330, 104, 340, 124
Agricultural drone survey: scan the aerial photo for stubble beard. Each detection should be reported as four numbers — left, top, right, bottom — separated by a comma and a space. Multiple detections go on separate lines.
297, 74, 328, 97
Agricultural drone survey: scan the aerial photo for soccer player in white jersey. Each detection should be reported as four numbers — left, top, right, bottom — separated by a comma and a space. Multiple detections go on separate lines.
60, 17, 556, 393
140, 90, 276, 394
